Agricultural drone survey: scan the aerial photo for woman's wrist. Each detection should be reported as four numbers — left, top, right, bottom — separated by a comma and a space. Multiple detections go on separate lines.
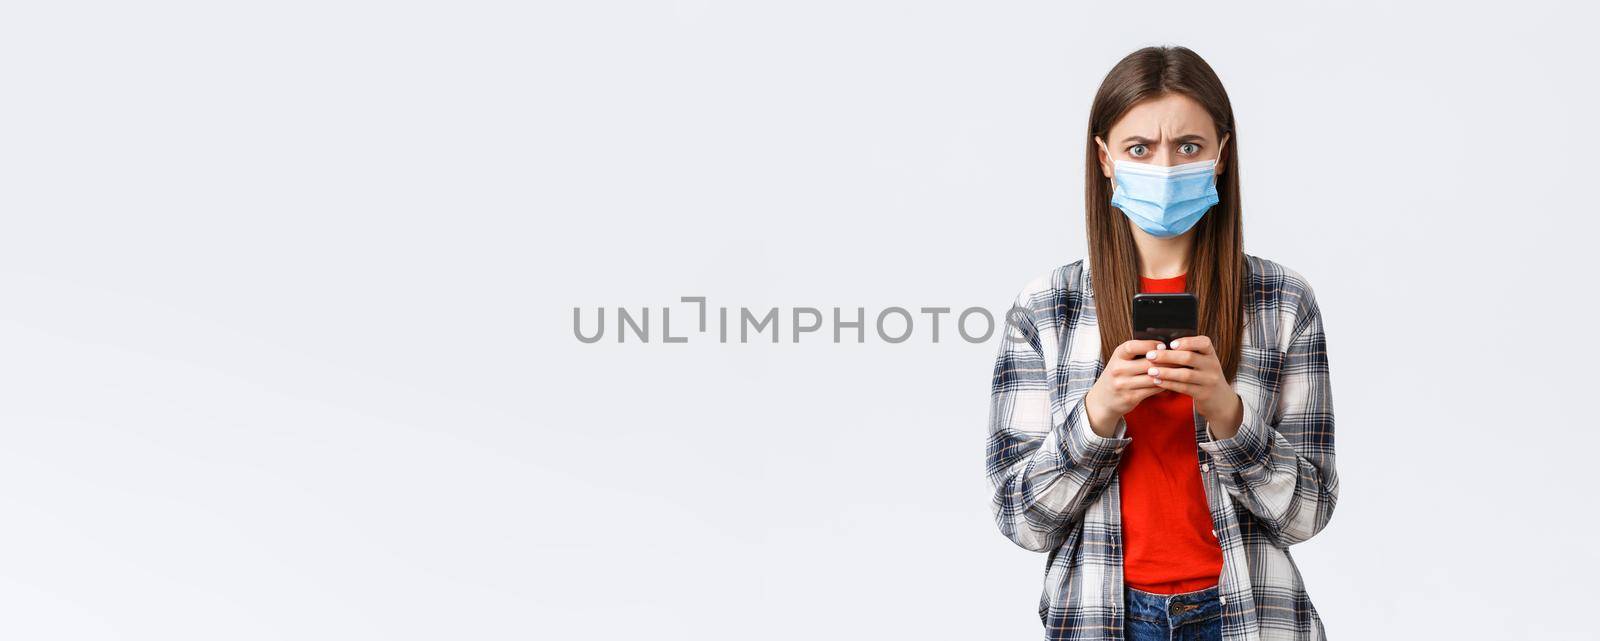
1205, 392, 1245, 440
1083, 390, 1121, 439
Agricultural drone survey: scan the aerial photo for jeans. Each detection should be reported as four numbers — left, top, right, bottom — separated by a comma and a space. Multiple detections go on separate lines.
1124, 584, 1223, 641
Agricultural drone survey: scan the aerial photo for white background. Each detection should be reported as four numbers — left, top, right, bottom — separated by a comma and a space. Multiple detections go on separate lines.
2, 1, 1596, 639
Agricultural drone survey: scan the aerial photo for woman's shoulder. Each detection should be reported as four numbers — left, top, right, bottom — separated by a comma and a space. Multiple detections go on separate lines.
1245, 253, 1315, 291
1008, 258, 1088, 307
1244, 253, 1324, 344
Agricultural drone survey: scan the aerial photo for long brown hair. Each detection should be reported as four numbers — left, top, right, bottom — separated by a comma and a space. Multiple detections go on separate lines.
1086, 45, 1245, 382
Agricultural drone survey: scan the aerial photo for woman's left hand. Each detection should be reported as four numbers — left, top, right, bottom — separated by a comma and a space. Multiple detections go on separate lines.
1143, 335, 1245, 439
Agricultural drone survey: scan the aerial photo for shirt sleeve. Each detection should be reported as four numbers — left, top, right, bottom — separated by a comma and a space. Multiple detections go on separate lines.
1198, 280, 1339, 547
985, 285, 1133, 553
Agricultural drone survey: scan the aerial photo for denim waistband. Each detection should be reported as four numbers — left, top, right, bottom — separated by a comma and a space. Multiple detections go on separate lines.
1125, 583, 1222, 627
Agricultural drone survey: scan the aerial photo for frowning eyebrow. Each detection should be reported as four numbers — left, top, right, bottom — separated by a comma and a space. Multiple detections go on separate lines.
1120, 134, 1210, 144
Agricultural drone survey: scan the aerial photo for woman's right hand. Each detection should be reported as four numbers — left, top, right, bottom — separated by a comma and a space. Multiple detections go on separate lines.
1083, 339, 1169, 438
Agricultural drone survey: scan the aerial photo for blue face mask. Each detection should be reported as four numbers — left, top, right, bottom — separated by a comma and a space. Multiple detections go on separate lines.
1099, 141, 1222, 238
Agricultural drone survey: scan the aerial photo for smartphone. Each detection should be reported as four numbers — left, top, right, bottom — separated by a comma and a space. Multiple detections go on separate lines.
1132, 292, 1197, 356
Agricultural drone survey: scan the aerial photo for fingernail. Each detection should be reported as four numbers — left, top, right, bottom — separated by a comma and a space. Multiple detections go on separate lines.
1145, 350, 1157, 360
1170, 340, 1180, 349
1147, 367, 1158, 376
1156, 343, 1166, 350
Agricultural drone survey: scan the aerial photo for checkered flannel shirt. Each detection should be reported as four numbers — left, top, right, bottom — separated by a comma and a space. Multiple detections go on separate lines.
986, 253, 1338, 640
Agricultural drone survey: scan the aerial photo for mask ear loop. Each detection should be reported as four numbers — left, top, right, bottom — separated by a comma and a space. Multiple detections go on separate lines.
1096, 136, 1116, 196
1214, 131, 1230, 177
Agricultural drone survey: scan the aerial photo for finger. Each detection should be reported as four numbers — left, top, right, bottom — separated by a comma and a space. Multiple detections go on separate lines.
1169, 334, 1214, 355
1132, 384, 1165, 402
1118, 369, 1161, 389
1115, 355, 1173, 379
1145, 348, 1199, 367
1146, 366, 1197, 386
1151, 376, 1203, 395
1148, 364, 1205, 384
1120, 339, 1166, 360
1145, 364, 1196, 385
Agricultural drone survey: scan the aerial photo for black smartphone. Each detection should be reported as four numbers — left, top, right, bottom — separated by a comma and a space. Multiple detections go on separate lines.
1132, 292, 1197, 356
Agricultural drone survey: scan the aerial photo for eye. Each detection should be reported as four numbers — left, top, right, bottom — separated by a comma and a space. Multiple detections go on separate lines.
1179, 142, 1200, 155
1128, 144, 1148, 158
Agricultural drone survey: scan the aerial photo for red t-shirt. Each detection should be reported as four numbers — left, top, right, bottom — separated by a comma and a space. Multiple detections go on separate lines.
1117, 271, 1223, 594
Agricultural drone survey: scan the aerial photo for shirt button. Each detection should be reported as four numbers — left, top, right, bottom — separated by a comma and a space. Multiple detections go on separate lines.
1201, 463, 1211, 472
1211, 529, 1217, 537
1220, 596, 1228, 605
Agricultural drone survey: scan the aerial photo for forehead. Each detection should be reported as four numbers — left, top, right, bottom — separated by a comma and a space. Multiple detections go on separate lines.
1108, 93, 1218, 140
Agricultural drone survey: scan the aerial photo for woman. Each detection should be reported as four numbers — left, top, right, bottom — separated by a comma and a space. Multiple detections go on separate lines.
985, 46, 1338, 641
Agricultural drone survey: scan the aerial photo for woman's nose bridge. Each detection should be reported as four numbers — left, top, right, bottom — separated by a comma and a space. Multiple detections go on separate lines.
1144, 146, 1184, 167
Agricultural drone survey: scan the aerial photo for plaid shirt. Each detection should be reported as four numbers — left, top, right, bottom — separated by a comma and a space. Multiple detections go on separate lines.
986, 253, 1337, 641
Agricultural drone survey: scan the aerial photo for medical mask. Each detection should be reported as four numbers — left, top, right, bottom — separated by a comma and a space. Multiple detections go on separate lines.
1100, 142, 1221, 238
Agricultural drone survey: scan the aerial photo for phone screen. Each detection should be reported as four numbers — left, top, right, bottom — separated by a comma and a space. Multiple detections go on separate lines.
1132, 293, 1198, 347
